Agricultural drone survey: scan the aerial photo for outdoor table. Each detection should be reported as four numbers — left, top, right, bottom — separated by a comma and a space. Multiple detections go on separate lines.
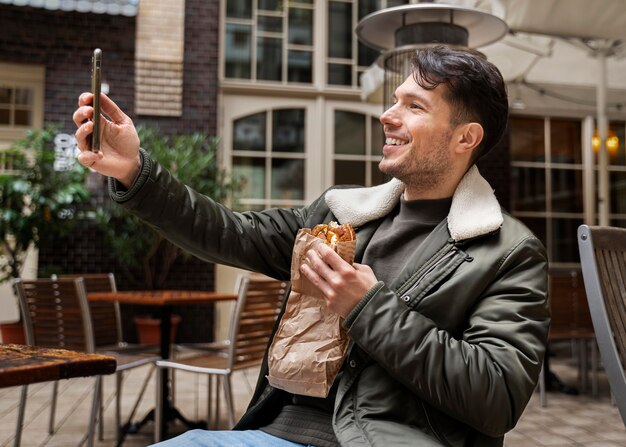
88, 290, 237, 440
0, 343, 116, 388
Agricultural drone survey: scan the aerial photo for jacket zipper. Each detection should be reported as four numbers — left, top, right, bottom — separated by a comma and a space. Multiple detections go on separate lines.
396, 244, 458, 302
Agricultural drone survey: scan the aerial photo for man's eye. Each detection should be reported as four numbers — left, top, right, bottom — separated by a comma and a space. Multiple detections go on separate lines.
409, 103, 422, 110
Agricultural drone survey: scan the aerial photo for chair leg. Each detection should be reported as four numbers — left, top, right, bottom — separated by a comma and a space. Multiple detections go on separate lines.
49, 381, 58, 434
539, 361, 547, 408
155, 367, 164, 443
86, 376, 101, 447
14, 385, 28, 447
206, 375, 212, 429
116, 371, 123, 444
98, 377, 104, 440
580, 339, 589, 394
215, 376, 221, 429
223, 374, 235, 428
124, 365, 155, 428
591, 340, 598, 397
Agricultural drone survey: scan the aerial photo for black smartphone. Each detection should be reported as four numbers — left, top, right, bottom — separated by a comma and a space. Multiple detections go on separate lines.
90, 48, 102, 152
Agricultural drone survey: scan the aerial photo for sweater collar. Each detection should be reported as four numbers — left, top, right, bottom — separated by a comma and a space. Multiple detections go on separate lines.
324, 165, 503, 242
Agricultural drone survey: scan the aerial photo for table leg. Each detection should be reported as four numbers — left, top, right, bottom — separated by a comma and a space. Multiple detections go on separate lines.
124, 306, 206, 443
159, 306, 172, 439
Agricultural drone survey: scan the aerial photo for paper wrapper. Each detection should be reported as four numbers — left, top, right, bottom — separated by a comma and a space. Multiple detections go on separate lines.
267, 228, 356, 397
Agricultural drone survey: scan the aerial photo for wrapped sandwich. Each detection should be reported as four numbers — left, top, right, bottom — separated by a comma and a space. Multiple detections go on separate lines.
267, 221, 356, 397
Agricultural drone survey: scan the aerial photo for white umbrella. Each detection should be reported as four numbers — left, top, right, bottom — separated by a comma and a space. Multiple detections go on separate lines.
479, 0, 626, 225
360, 0, 626, 226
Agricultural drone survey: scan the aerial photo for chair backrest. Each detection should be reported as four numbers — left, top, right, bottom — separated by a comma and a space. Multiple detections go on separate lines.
578, 224, 626, 426
55, 273, 121, 348
13, 278, 95, 353
227, 273, 289, 371
548, 267, 594, 340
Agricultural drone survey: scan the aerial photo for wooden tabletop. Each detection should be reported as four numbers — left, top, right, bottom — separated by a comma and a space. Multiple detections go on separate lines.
0, 343, 117, 388
88, 290, 237, 306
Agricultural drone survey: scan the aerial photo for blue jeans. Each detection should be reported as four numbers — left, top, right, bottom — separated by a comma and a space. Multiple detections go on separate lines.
151, 429, 312, 447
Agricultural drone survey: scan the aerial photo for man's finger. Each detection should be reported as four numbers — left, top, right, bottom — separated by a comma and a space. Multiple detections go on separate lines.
75, 120, 94, 150
78, 92, 93, 107
77, 149, 102, 167
72, 106, 93, 127
100, 93, 130, 124
316, 244, 350, 271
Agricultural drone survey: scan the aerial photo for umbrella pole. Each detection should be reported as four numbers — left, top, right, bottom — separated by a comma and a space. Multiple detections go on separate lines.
597, 48, 609, 226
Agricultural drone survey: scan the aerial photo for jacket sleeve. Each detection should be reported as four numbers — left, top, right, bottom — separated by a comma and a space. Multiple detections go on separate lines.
343, 235, 549, 437
108, 149, 310, 280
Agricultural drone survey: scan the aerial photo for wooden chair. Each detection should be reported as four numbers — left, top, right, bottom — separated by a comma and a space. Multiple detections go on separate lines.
13, 278, 158, 447
54, 273, 159, 444
578, 225, 626, 426
154, 273, 289, 441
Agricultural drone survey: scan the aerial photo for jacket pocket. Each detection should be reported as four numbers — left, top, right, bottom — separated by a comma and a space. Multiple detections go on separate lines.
398, 247, 470, 309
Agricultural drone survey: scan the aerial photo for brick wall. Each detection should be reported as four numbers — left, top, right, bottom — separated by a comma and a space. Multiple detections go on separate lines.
138, 0, 219, 135
135, 0, 185, 116
0, 5, 136, 130
0, 1, 220, 343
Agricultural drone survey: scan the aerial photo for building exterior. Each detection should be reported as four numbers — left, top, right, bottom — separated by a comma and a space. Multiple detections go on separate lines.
2, 0, 626, 325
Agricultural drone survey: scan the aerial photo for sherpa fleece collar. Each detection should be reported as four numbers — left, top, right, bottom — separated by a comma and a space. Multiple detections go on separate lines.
324, 165, 503, 242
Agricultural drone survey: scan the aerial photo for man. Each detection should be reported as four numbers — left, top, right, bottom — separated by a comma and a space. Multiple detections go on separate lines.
73, 45, 549, 447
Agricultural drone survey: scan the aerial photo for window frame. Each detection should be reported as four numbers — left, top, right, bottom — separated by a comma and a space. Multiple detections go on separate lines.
0, 62, 44, 148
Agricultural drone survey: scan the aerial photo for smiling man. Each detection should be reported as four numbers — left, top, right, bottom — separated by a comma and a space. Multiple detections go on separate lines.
73, 45, 549, 447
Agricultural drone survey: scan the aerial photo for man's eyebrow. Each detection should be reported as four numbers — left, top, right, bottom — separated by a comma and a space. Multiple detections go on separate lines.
393, 89, 432, 108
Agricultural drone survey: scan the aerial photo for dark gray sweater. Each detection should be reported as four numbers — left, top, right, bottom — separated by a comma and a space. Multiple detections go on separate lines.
261, 196, 452, 447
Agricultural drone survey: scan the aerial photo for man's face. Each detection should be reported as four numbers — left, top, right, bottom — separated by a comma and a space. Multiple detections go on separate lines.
379, 74, 457, 194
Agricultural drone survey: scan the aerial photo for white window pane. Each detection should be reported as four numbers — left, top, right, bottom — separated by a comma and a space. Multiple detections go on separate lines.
335, 111, 365, 155
234, 156, 266, 199
225, 24, 252, 79
233, 112, 266, 151
273, 108, 305, 153
257, 37, 282, 81
271, 158, 304, 200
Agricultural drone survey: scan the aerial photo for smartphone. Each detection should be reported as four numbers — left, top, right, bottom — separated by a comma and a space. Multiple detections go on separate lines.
90, 48, 102, 152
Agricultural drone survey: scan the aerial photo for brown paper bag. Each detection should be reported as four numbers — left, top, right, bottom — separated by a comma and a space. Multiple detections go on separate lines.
267, 228, 356, 397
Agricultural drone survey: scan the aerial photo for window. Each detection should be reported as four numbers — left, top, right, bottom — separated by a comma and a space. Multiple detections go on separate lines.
0, 63, 44, 149
232, 108, 307, 210
510, 117, 583, 264
606, 122, 626, 226
510, 116, 626, 265
326, 0, 410, 88
0, 87, 34, 127
224, 0, 314, 84
333, 110, 386, 186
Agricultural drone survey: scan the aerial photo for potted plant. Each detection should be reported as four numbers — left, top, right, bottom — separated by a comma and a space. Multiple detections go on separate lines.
0, 126, 90, 342
95, 126, 241, 343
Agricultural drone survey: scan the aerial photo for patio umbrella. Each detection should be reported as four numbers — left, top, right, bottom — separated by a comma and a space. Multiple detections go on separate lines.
478, 0, 626, 226
359, 0, 626, 226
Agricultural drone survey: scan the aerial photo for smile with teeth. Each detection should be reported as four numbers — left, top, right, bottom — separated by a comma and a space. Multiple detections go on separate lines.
385, 137, 408, 146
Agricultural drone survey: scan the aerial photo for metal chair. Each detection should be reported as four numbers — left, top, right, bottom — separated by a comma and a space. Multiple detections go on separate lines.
13, 278, 158, 447
54, 273, 159, 444
578, 225, 626, 426
154, 273, 289, 440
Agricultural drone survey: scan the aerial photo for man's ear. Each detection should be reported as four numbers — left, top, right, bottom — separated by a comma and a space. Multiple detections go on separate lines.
455, 122, 484, 156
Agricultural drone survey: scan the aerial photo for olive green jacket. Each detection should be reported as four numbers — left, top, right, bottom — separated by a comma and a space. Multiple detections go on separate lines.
111, 150, 549, 446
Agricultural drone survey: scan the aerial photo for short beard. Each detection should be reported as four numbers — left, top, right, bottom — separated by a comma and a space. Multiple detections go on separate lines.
379, 133, 453, 196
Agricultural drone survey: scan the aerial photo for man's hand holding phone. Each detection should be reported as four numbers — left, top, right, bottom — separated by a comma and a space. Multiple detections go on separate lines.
73, 50, 141, 188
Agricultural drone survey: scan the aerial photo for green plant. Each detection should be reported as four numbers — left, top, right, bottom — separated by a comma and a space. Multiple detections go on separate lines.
0, 125, 90, 283
96, 126, 241, 289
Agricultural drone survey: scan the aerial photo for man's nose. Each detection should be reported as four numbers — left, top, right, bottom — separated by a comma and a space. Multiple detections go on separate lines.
380, 105, 400, 127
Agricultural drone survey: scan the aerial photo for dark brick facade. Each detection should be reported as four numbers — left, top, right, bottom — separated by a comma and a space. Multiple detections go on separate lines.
0, 1, 220, 343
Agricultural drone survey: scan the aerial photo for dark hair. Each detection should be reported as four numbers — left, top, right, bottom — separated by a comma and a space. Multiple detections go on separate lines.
411, 45, 508, 163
